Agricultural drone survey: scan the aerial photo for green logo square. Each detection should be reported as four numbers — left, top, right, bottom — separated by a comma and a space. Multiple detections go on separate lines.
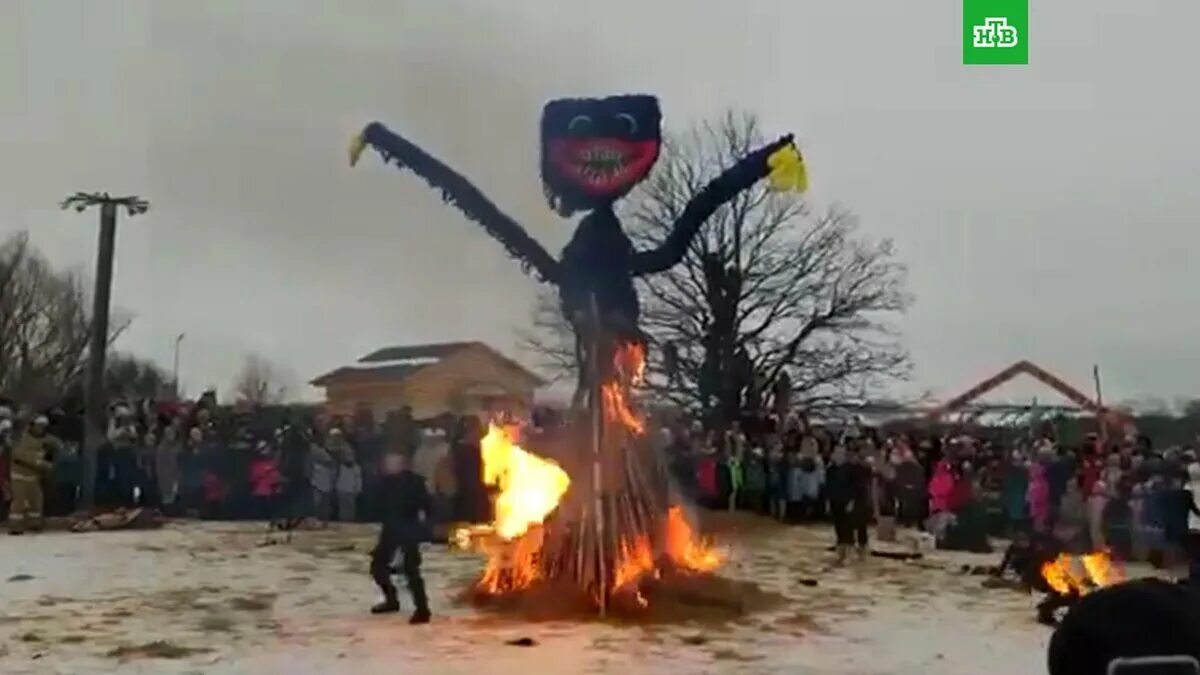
963, 0, 1028, 65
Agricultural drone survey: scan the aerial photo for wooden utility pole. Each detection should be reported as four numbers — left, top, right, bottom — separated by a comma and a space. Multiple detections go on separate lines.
61, 192, 149, 509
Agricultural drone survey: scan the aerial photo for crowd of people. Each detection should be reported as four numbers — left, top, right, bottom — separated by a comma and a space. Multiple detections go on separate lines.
662, 413, 1200, 578
3, 392, 1198, 588
0, 395, 492, 535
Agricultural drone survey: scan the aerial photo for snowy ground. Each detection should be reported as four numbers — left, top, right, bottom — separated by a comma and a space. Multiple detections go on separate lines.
0, 517, 1053, 674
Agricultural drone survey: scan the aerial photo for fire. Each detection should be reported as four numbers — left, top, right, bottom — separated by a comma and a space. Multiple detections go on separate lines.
613, 535, 655, 590
665, 505, 724, 572
602, 342, 647, 435
480, 423, 571, 541
1040, 551, 1123, 596
614, 341, 646, 383
460, 340, 728, 611
479, 525, 545, 593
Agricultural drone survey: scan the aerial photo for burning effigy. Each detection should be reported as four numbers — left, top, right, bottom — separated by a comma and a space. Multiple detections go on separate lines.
349, 94, 805, 615
447, 342, 741, 619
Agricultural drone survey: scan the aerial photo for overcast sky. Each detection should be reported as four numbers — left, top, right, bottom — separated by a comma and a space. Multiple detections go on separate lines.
1, 1, 1197, 407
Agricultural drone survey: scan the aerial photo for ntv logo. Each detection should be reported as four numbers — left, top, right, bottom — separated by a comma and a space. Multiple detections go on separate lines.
972, 17, 1019, 48
963, 0, 1026, 64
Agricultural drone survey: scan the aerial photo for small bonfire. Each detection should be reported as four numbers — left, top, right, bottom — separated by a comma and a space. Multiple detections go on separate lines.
453, 344, 778, 621
1040, 550, 1124, 597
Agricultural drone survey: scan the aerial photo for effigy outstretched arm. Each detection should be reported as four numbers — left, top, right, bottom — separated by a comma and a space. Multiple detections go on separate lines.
350, 121, 559, 283
632, 135, 804, 276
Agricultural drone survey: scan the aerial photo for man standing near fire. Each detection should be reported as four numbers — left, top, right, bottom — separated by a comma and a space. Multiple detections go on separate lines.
369, 452, 432, 624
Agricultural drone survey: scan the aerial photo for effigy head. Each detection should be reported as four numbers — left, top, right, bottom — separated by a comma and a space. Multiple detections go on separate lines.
540, 94, 662, 215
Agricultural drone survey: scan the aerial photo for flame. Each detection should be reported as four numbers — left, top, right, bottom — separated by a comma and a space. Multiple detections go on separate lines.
602, 342, 647, 436
478, 525, 545, 593
481, 423, 571, 541
613, 535, 655, 589
1080, 551, 1121, 588
460, 342, 729, 607
665, 506, 724, 572
615, 341, 646, 384
1040, 551, 1123, 596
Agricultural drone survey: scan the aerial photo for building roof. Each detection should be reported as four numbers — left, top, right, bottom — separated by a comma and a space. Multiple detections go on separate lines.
310, 341, 544, 388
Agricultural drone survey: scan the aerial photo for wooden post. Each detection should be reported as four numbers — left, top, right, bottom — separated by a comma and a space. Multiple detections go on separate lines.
61, 192, 148, 510
81, 203, 117, 509
587, 293, 607, 615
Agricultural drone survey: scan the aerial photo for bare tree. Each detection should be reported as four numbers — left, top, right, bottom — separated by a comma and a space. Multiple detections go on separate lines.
523, 113, 910, 422
0, 233, 131, 409
518, 289, 578, 384
231, 354, 293, 406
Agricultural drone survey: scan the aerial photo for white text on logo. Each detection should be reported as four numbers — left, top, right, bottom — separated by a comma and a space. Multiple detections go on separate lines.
972, 17, 1019, 48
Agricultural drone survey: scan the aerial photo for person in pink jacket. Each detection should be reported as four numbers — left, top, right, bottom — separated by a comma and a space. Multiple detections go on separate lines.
928, 460, 956, 514
1027, 461, 1051, 533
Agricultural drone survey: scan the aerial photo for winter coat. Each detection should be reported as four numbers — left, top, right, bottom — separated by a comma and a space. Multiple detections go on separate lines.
433, 452, 457, 496
179, 446, 204, 490
742, 454, 767, 494
52, 443, 81, 486
928, 461, 956, 514
894, 460, 926, 506
788, 455, 824, 501
335, 462, 363, 495
1027, 463, 1051, 531
824, 462, 870, 511
695, 455, 718, 499
309, 443, 335, 493
947, 475, 973, 513
1000, 463, 1029, 520
248, 456, 281, 498
155, 441, 180, 501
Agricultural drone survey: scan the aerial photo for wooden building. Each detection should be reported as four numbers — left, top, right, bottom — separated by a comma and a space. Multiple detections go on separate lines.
310, 341, 544, 420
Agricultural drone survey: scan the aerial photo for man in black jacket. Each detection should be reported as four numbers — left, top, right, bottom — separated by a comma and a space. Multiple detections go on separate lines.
825, 446, 872, 564
369, 452, 432, 624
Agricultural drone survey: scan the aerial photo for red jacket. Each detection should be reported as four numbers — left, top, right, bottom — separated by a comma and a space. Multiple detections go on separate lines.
696, 455, 718, 498
202, 471, 226, 503
248, 457, 281, 497
947, 478, 973, 513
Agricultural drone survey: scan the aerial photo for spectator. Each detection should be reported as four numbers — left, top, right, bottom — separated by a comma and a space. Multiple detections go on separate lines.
825, 446, 871, 564
49, 439, 80, 516
741, 445, 767, 514
1027, 462, 1051, 534
336, 452, 363, 522
156, 425, 181, 516
106, 407, 140, 507
310, 433, 336, 523
766, 438, 788, 521
179, 427, 205, 516
789, 442, 824, 521
894, 446, 926, 528
247, 440, 281, 520
1001, 450, 1029, 534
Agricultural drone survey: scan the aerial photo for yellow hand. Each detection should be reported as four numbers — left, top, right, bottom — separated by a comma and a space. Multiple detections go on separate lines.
348, 132, 367, 167
766, 143, 808, 193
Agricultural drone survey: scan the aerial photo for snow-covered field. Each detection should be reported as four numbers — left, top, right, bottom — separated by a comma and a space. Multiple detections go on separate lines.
0, 518, 1051, 674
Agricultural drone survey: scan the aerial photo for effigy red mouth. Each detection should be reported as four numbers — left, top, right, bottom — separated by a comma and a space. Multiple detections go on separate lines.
548, 138, 659, 195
